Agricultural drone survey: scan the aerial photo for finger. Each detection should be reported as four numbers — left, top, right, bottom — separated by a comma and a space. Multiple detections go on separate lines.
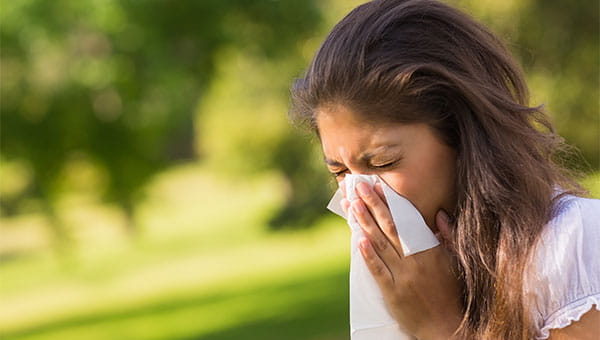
359, 237, 394, 288
435, 209, 455, 252
340, 179, 346, 198
352, 199, 403, 273
434, 232, 448, 250
341, 198, 350, 216
373, 182, 388, 206
355, 182, 403, 257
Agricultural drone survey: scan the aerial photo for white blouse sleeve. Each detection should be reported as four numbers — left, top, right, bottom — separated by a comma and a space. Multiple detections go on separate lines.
524, 196, 600, 340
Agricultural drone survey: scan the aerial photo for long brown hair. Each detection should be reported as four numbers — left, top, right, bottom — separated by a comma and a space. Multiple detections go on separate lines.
290, 0, 585, 338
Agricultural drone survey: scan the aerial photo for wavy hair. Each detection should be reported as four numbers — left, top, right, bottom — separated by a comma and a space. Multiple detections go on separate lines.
290, 0, 585, 338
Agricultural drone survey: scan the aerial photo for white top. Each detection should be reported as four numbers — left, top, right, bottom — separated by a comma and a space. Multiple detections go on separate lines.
524, 195, 600, 339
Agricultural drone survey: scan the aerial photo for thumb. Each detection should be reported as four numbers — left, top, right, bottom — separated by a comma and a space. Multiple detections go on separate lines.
435, 209, 455, 252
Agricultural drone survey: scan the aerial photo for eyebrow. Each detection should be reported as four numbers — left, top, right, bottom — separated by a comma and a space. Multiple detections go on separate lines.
323, 144, 401, 167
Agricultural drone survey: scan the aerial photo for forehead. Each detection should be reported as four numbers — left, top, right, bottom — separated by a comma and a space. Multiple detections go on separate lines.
316, 105, 410, 158
317, 105, 376, 147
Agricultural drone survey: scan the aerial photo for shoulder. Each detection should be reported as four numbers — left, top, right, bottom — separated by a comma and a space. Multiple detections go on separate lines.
542, 195, 600, 263
525, 195, 600, 339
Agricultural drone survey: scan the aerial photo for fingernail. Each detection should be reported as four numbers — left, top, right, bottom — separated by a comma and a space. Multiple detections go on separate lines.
357, 182, 370, 196
359, 237, 370, 250
341, 199, 350, 214
438, 209, 449, 223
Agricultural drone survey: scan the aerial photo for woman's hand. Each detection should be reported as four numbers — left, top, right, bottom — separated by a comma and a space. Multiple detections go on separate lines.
340, 181, 464, 340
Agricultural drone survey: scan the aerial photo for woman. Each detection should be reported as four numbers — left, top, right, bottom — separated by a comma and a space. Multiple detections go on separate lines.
290, 0, 599, 339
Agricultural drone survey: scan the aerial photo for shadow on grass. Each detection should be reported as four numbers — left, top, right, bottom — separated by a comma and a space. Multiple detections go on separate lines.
187, 276, 349, 340
4, 267, 350, 340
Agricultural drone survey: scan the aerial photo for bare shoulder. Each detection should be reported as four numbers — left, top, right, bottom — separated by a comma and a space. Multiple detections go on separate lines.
548, 307, 600, 340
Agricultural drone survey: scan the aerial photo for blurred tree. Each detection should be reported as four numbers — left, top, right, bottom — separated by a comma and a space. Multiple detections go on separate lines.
515, 0, 599, 169
195, 35, 335, 230
0, 0, 323, 242
2, 0, 597, 245
454, 0, 599, 169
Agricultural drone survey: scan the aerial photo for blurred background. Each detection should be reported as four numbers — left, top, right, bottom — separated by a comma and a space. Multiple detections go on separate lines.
0, 0, 598, 339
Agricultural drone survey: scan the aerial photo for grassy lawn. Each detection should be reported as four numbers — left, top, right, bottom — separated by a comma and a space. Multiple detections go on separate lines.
1, 165, 598, 340
2, 259, 349, 340
0, 164, 350, 340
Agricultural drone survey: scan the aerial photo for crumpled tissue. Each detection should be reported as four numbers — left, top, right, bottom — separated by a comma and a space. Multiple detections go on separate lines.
327, 174, 440, 340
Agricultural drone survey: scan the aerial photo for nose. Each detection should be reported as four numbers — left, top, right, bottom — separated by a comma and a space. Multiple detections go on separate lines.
345, 167, 372, 176
338, 168, 375, 186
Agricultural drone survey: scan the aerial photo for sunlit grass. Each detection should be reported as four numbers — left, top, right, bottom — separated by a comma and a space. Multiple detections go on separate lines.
3, 255, 349, 340
0, 163, 350, 340
1, 168, 598, 340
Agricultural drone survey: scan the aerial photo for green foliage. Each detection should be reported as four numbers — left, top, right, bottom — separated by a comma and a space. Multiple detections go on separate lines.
582, 172, 600, 198
516, 0, 599, 169
0, 0, 323, 231
454, 0, 599, 169
1, 0, 597, 240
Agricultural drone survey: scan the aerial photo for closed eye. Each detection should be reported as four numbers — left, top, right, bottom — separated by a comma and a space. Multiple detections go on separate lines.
371, 161, 397, 169
332, 169, 348, 177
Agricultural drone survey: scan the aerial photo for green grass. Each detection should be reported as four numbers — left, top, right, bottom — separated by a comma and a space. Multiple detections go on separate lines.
2, 261, 349, 340
0, 164, 351, 340
1, 166, 598, 340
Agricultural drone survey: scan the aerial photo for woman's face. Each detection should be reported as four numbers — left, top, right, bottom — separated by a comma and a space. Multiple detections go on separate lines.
317, 104, 457, 232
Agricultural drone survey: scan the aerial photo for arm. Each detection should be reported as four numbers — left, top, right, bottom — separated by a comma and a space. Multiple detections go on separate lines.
547, 308, 600, 340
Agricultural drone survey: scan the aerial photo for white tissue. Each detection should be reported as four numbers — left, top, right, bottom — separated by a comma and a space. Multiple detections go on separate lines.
327, 174, 440, 340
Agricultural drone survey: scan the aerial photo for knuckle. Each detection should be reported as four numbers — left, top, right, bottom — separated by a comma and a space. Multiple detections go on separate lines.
383, 220, 397, 234
376, 239, 389, 252
373, 263, 387, 277
358, 195, 372, 206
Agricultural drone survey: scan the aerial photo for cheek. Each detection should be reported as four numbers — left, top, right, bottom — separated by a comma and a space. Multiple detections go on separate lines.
381, 159, 455, 231
382, 173, 437, 225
